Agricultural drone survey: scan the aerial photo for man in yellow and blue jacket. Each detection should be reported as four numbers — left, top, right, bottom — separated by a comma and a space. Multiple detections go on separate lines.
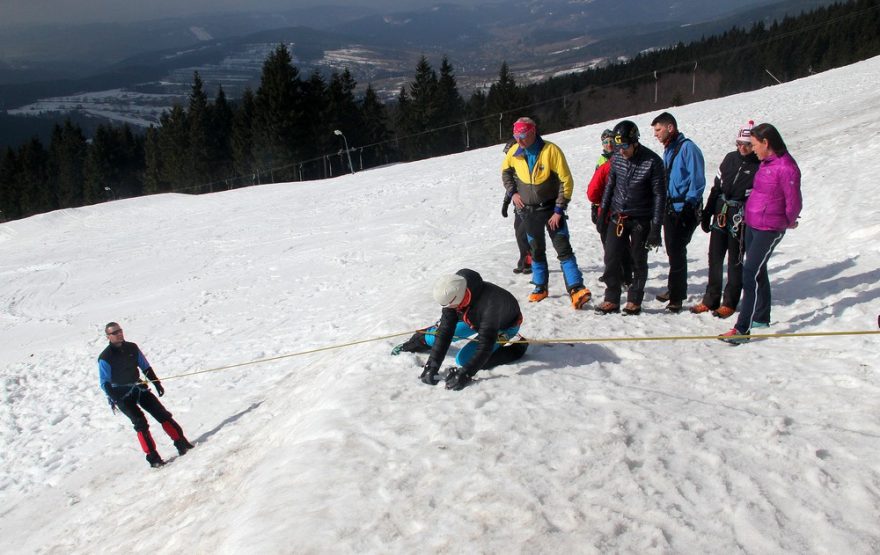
501, 117, 590, 309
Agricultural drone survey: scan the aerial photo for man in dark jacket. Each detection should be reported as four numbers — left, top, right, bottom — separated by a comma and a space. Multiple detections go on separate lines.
596, 120, 667, 315
392, 269, 528, 390
98, 322, 194, 467
691, 121, 760, 317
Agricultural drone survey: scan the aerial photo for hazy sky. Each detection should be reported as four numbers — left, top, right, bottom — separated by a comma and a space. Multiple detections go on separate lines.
0, 0, 472, 27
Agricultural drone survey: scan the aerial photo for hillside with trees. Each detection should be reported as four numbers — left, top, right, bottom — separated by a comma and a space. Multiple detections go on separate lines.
1, 0, 878, 222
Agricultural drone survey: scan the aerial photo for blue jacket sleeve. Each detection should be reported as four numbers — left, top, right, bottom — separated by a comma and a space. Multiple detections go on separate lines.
681, 142, 706, 206
136, 348, 150, 373
99, 359, 112, 389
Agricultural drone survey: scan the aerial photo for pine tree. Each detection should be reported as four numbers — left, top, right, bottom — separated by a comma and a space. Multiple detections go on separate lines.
327, 69, 362, 173
301, 70, 330, 171
486, 62, 528, 142
48, 119, 87, 208
158, 105, 190, 191
360, 84, 393, 166
231, 88, 256, 182
83, 125, 114, 204
0, 147, 20, 220
187, 71, 212, 190
143, 126, 164, 194
17, 137, 50, 215
112, 124, 144, 198
252, 43, 304, 182
210, 85, 234, 186
396, 56, 440, 159
435, 56, 465, 155
465, 89, 491, 149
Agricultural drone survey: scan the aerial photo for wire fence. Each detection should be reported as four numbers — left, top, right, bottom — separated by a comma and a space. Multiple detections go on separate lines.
160, 2, 879, 196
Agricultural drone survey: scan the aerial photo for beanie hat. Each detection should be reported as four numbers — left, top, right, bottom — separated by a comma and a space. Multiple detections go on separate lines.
433, 274, 468, 307
737, 120, 754, 144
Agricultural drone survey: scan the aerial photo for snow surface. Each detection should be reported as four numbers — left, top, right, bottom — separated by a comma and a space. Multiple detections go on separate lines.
2, 55, 880, 554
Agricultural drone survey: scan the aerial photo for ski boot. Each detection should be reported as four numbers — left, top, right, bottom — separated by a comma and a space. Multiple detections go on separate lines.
528, 285, 548, 303
569, 286, 591, 309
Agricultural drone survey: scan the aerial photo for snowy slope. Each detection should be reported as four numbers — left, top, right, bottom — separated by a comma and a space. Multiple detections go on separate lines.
1, 55, 879, 554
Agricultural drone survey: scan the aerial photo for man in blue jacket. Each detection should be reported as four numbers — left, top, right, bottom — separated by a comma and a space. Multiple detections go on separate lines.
651, 112, 706, 312
98, 322, 194, 467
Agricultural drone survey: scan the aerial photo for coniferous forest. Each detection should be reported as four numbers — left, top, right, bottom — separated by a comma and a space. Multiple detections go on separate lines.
1, 0, 878, 222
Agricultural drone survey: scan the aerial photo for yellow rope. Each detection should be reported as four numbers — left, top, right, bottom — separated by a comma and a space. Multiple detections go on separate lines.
152, 328, 880, 383
157, 330, 414, 382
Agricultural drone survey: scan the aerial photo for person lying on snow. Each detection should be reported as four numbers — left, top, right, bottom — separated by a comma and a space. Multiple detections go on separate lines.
392, 269, 528, 390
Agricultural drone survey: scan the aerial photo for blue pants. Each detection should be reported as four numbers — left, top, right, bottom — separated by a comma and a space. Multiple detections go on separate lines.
425, 321, 521, 367
523, 205, 583, 291
735, 226, 785, 333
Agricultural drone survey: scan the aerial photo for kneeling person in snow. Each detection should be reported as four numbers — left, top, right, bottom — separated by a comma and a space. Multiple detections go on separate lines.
394, 269, 528, 390
98, 322, 194, 467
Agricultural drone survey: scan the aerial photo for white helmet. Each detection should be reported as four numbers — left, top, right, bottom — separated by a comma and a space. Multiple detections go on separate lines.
433, 274, 468, 307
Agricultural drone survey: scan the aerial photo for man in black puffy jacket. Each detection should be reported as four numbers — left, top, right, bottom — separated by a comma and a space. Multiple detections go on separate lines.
596, 120, 667, 315
98, 322, 194, 467
392, 269, 528, 390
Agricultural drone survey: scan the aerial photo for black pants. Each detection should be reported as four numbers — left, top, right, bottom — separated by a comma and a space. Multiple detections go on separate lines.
663, 208, 699, 303
603, 216, 650, 305
513, 209, 530, 266
117, 388, 173, 433
597, 211, 633, 285
702, 227, 744, 309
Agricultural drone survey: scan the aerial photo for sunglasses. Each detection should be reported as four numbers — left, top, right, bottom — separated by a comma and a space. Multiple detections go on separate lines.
107, 329, 123, 336
513, 132, 530, 140
736, 142, 753, 147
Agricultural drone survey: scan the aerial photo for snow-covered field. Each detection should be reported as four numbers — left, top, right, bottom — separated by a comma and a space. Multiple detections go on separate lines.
1, 54, 879, 554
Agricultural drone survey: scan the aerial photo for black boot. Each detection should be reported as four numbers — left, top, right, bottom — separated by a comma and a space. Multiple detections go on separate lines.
146, 451, 165, 468
174, 439, 195, 456
391, 330, 431, 355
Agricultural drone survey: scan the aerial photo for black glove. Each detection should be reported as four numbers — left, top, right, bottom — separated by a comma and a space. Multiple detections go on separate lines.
646, 222, 662, 249
144, 368, 164, 396
501, 197, 511, 218
107, 397, 117, 414
700, 211, 712, 233
444, 367, 473, 391
590, 204, 599, 225
419, 363, 440, 385
596, 208, 609, 236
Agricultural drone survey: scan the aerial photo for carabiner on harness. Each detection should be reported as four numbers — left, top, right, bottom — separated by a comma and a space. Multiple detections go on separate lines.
615, 214, 627, 237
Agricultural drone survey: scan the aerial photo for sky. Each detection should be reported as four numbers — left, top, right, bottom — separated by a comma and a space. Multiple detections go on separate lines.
0, 0, 474, 27
1, 53, 879, 552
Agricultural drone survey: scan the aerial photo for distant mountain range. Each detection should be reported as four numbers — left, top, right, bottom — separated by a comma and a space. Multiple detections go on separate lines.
0, 0, 839, 146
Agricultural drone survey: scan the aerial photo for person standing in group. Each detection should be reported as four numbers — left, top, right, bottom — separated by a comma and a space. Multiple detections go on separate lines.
501, 117, 591, 309
720, 123, 802, 344
501, 138, 531, 275
587, 128, 633, 286
692, 121, 760, 318
595, 120, 666, 315
651, 112, 706, 313
586, 129, 615, 239
98, 322, 194, 467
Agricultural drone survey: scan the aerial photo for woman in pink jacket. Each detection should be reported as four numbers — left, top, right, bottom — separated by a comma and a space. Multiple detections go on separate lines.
720, 123, 802, 344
